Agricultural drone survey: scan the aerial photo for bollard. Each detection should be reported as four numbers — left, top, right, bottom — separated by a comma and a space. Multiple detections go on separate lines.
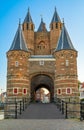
23, 98, 24, 111
62, 100, 64, 114
80, 102, 83, 121
20, 101, 22, 115
15, 102, 17, 119
65, 102, 68, 119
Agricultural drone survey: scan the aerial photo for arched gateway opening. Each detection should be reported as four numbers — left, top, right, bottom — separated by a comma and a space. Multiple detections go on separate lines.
31, 75, 54, 102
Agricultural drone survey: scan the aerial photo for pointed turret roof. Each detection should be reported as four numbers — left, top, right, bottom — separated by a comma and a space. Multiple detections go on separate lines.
55, 22, 76, 52
9, 21, 28, 52
23, 8, 33, 23
37, 18, 47, 32
51, 7, 61, 23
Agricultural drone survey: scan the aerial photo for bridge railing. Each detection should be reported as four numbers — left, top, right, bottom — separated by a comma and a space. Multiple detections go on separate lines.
4, 98, 30, 119
54, 97, 84, 121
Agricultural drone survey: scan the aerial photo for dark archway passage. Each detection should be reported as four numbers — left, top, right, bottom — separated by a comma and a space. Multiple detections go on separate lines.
31, 75, 54, 102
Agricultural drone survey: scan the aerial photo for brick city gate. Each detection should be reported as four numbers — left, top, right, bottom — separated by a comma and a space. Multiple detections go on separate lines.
6, 7, 80, 119
31, 75, 54, 102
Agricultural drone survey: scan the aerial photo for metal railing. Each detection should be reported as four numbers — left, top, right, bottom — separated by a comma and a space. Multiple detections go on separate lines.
4, 98, 30, 119
54, 97, 84, 121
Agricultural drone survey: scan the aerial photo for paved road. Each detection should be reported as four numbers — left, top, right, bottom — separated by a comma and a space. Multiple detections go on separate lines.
0, 119, 84, 130
0, 103, 84, 130
18, 103, 65, 119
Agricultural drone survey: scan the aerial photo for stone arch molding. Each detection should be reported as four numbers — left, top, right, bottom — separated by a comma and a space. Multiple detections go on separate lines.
30, 72, 54, 81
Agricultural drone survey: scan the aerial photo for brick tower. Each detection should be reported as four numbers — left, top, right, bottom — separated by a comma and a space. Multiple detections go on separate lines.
7, 22, 31, 101
22, 8, 35, 54
6, 8, 79, 102
53, 22, 78, 99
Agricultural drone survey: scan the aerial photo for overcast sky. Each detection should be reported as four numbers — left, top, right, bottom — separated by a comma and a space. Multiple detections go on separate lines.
0, 0, 84, 92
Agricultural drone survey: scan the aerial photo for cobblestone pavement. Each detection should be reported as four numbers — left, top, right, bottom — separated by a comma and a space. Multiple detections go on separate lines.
0, 119, 84, 130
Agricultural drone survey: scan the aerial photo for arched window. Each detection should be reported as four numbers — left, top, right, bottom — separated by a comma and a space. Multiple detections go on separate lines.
27, 23, 29, 30
31, 24, 33, 30
56, 23, 58, 29
13, 88, 18, 94
66, 88, 72, 94
57, 88, 62, 95
39, 60, 44, 65
66, 60, 69, 66
15, 61, 19, 67
23, 88, 27, 95
23, 24, 24, 31
37, 41, 46, 50
60, 24, 62, 29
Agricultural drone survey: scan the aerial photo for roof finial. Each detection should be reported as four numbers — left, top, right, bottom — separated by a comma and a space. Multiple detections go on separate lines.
40, 14, 43, 22
62, 18, 64, 25
28, 7, 30, 12
19, 18, 21, 25
55, 6, 57, 12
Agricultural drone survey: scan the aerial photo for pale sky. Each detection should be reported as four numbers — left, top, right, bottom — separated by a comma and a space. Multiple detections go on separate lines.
0, 0, 84, 92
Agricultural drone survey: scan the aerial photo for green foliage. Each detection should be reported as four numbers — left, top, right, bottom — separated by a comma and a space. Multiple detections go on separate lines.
78, 80, 81, 88
81, 99, 84, 102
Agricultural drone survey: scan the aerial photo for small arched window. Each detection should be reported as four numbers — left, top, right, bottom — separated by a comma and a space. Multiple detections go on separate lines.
57, 88, 62, 95
66, 60, 69, 66
56, 23, 58, 29
22, 24, 24, 31
13, 88, 18, 94
39, 60, 44, 66
66, 88, 72, 94
31, 24, 33, 30
23, 88, 27, 95
27, 23, 29, 30
37, 41, 46, 50
15, 61, 19, 67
